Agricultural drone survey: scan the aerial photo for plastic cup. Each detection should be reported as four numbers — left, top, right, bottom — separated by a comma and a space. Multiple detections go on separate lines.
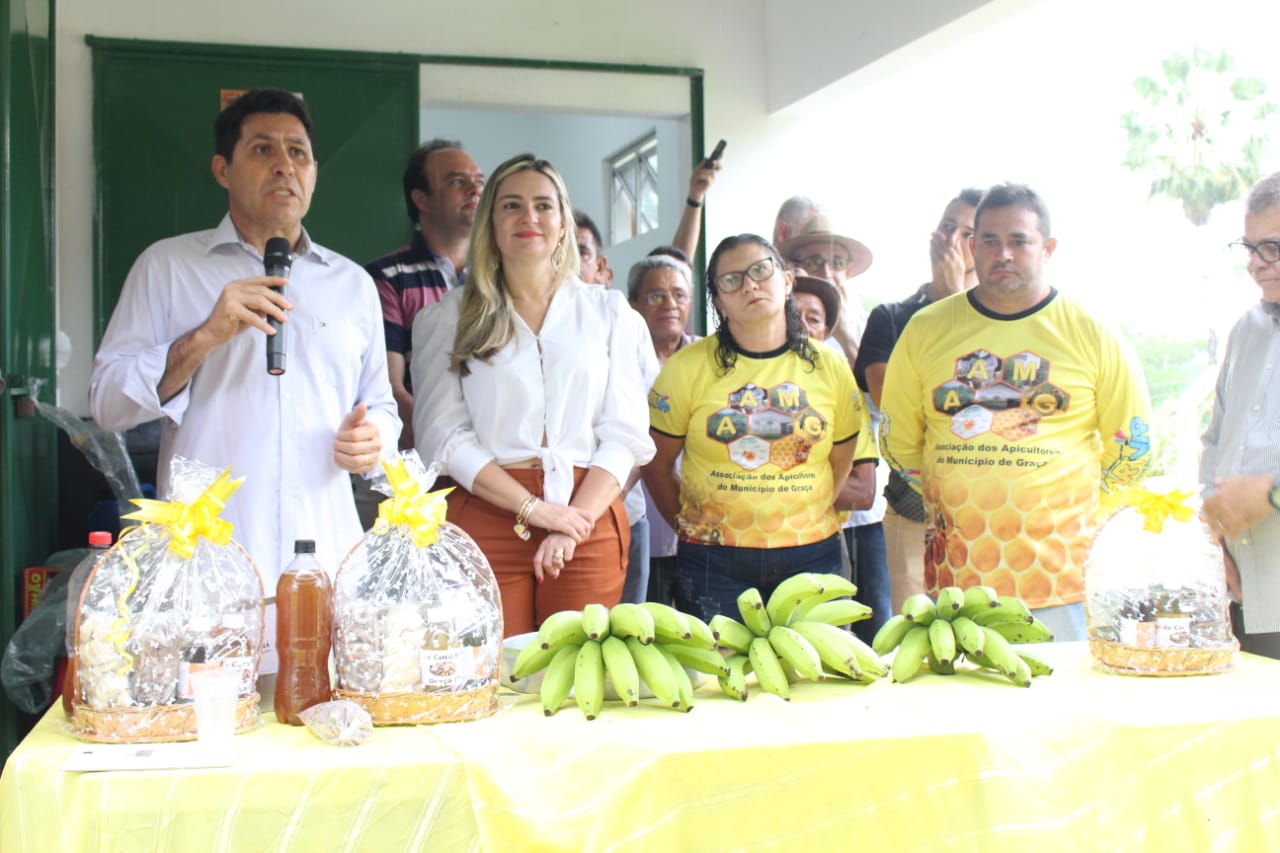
189, 667, 240, 749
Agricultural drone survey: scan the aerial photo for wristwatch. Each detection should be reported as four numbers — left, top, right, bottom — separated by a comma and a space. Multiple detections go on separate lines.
1270, 474, 1280, 512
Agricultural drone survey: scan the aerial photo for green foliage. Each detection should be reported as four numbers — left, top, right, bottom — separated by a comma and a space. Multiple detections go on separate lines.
1123, 327, 1215, 477
1121, 45, 1275, 225
1125, 327, 1207, 411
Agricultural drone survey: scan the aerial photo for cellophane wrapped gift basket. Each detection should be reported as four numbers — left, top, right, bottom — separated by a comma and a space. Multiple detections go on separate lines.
1086, 487, 1238, 676
333, 453, 502, 725
69, 457, 265, 741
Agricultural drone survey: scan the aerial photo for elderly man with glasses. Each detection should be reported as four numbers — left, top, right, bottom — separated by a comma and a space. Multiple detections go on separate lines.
1203, 172, 1280, 659
777, 214, 875, 372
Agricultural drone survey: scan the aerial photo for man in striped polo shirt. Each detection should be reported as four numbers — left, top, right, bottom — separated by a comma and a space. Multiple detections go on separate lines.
365, 139, 485, 450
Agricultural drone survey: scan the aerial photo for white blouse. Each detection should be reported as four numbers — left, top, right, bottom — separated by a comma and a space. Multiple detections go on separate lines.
411, 278, 657, 506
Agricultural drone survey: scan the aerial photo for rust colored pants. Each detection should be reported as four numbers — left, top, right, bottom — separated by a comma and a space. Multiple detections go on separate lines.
446, 468, 629, 637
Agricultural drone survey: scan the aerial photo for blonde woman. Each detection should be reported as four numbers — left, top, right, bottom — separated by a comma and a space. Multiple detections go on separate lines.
412, 154, 656, 635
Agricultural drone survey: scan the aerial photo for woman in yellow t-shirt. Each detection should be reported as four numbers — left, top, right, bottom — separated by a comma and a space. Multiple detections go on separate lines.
643, 234, 863, 620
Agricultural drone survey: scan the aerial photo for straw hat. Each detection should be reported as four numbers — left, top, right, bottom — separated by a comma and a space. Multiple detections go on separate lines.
791, 275, 842, 332
777, 214, 873, 278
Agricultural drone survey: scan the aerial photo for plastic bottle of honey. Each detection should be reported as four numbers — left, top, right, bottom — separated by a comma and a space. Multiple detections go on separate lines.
61, 531, 113, 717
274, 539, 333, 725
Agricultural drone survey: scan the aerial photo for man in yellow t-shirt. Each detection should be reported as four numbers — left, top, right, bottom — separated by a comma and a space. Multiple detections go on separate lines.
880, 184, 1152, 640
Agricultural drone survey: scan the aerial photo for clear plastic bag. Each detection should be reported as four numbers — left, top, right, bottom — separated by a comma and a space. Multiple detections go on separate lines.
299, 699, 374, 746
69, 457, 266, 741
1, 562, 75, 714
333, 452, 502, 725
30, 377, 142, 505
1086, 486, 1238, 676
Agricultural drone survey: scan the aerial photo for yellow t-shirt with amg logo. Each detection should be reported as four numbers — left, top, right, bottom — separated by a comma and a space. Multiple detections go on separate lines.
649, 336, 862, 548
880, 290, 1153, 608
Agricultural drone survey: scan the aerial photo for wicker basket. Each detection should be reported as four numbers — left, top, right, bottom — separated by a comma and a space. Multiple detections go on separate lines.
1088, 638, 1236, 677
334, 684, 498, 726
71, 695, 262, 743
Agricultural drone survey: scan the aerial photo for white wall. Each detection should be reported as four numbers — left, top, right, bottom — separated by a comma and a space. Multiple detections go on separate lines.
418, 107, 683, 291
762, 0, 1028, 114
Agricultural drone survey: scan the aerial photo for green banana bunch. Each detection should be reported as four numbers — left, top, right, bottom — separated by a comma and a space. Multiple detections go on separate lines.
872, 587, 1054, 687
518, 602, 723, 718
706, 578, 888, 700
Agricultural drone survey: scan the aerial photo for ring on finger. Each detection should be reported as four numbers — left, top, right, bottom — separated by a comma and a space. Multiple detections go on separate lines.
553, 548, 565, 560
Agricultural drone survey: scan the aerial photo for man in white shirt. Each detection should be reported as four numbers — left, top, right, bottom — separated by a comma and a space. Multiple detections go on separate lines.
89, 90, 399, 658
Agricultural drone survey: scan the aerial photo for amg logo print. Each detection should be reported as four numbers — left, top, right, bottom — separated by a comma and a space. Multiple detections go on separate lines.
705, 381, 827, 471
931, 349, 1068, 442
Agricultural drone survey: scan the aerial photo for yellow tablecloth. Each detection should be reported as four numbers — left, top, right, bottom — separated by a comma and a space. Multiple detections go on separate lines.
4, 642, 1280, 852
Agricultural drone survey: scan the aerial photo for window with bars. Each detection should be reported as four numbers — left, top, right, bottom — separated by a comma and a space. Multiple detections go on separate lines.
609, 134, 659, 244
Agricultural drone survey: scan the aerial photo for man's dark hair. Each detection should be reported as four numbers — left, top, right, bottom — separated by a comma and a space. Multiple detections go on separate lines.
402, 138, 464, 225
955, 187, 985, 208
573, 210, 604, 253
647, 244, 692, 266
214, 89, 316, 164
975, 183, 1052, 238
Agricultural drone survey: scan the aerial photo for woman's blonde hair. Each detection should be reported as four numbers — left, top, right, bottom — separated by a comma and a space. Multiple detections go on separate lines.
450, 153, 580, 374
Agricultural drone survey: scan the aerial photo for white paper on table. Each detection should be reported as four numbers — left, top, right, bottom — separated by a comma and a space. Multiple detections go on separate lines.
61, 742, 236, 772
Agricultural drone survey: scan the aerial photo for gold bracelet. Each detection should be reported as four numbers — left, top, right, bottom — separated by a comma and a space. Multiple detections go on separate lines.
513, 495, 540, 541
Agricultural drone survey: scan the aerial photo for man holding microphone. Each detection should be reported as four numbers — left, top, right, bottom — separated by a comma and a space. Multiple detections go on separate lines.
90, 89, 399, 671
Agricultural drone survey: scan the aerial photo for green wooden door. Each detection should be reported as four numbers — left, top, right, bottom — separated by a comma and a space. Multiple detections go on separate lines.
0, 0, 57, 761
89, 39, 420, 344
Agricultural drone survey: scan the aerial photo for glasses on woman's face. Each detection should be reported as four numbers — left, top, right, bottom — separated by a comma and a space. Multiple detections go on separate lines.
643, 289, 691, 306
715, 256, 777, 293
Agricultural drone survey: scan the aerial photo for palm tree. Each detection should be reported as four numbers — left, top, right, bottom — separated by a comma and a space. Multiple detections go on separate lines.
1121, 46, 1274, 226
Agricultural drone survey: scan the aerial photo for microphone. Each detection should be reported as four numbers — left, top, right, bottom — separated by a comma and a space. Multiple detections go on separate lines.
264, 236, 292, 376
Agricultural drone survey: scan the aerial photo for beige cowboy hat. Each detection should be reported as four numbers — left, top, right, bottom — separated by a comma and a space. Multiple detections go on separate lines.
777, 214, 874, 279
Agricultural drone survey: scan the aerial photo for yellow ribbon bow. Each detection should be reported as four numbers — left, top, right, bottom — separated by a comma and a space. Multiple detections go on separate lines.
123, 468, 245, 558
373, 457, 453, 547
1117, 486, 1196, 534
